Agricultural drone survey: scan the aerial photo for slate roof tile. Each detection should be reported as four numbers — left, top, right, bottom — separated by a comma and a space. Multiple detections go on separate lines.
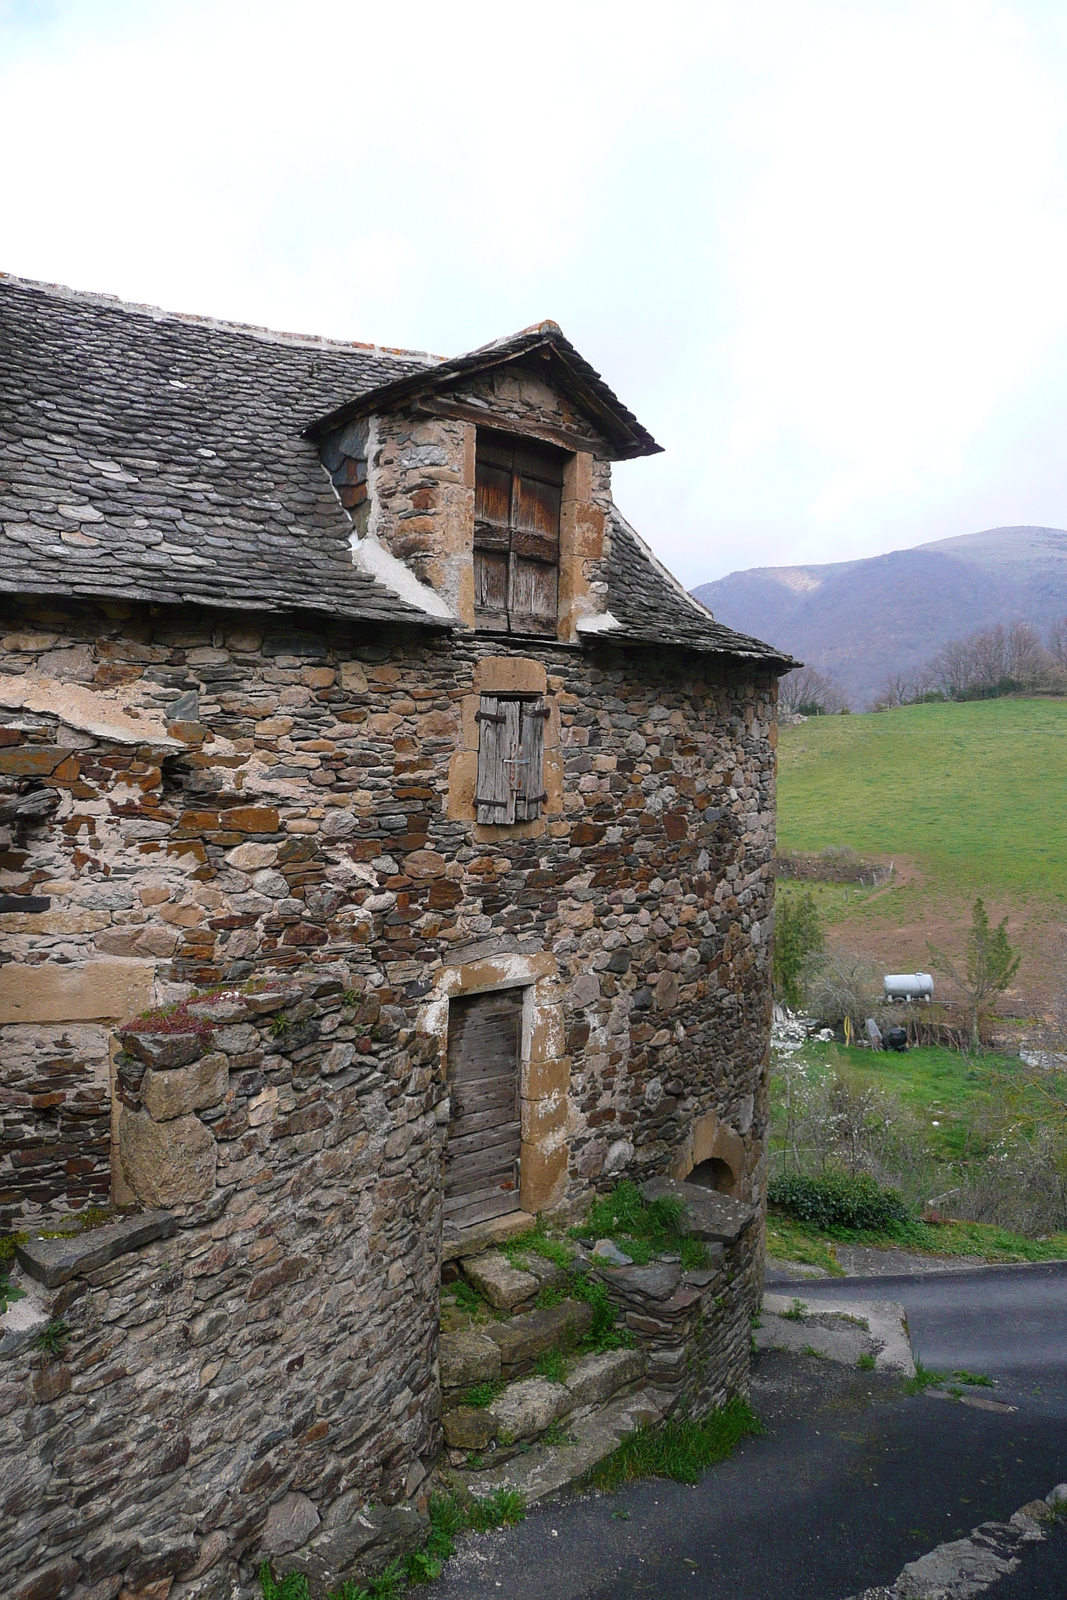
605, 512, 794, 666
0, 274, 791, 667
0, 273, 443, 625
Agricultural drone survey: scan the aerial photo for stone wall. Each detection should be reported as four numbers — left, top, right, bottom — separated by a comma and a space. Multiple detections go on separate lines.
1, 596, 778, 1233
1, 971, 442, 1600
1, 592, 778, 1598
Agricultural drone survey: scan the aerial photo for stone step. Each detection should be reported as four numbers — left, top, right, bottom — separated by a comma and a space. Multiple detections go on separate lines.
460, 1251, 538, 1312
441, 1347, 647, 1450
486, 1298, 594, 1376
449, 1385, 667, 1505
442, 1210, 535, 1264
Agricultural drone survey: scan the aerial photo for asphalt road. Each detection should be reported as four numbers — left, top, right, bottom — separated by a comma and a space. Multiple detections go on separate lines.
772, 1259, 1067, 1414
429, 1264, 1067, 1600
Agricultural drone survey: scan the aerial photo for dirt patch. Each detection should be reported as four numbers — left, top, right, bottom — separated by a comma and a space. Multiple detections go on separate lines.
821, 871, 1063, 1016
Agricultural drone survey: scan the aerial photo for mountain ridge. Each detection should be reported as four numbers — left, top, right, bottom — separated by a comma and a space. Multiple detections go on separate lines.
692, 525, 1067, 707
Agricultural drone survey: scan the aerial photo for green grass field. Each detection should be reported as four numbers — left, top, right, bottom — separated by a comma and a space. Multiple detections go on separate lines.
778, 698, 1067, 903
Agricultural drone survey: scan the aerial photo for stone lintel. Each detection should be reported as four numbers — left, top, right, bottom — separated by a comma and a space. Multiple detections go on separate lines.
16, 1210, 177, 1288
0, 959, 156, 1025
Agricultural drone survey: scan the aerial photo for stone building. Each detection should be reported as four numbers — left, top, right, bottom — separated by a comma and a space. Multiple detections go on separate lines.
0, 273, 790, 1600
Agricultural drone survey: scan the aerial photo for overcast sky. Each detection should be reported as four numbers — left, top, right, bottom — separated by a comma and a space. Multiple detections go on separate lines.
4, 0, 1067, 587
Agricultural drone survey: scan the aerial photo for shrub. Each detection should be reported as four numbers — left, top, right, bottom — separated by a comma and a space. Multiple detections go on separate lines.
801, 950, 882, 1033
768, 1170, 909, 1233
773, 891, 824, 1007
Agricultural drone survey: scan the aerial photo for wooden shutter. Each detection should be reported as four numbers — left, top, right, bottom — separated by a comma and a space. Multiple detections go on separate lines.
444, 989, 523, 1229
514, 698, 546, 822
474, 430, 563, 636
474, 444, 511, 632
509, 444, 561, 636
475, 695, 519, 825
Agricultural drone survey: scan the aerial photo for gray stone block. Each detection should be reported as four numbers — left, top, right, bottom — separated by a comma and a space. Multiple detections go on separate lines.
565, 1347, 646, 1407
439, 1329, 501, 1388
120, 1030, 205, 1069
486, 1300, 594, 1374
641, 1177, 757, 1244
461, 1251, 538, 1311
261, 1492, 320, 1557
16, 1210, 177, 1288
442, 1406, 496, 1449
143, 1052, 228, 1121
488, 1377, 570, 1441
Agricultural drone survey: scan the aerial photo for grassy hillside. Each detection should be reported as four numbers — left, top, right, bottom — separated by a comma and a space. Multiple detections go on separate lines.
776, 699, 1067, 1004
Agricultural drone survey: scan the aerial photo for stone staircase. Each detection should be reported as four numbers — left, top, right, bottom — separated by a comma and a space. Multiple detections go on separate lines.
436, 1180, 760, 1503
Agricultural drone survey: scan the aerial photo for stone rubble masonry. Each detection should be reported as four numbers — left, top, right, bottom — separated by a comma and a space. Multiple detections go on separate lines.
0, 976, 445, 1600
0, 596, 777, 1236
0, 592, 778, 1599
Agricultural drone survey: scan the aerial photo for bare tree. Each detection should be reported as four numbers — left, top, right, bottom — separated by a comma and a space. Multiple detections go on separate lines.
779, 666, 849, 716
871, 672, 912, 710
1049, 617, 1067, 670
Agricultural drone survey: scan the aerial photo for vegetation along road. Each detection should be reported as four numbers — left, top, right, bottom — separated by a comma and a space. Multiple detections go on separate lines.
426, 1338, 1066, 1600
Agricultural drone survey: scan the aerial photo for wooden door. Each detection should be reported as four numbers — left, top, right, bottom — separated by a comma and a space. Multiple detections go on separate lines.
444, 989, 523, 1229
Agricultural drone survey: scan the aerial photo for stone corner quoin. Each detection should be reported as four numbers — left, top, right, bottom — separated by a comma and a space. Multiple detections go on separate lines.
0, 273, 787, 1600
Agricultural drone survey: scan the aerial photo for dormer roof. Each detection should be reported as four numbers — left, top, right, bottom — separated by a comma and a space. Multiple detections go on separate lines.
306, 321, 662, 461
0, 272, 791, 668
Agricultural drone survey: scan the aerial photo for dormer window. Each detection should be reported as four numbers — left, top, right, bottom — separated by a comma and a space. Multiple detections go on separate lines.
474, 430, 564, 636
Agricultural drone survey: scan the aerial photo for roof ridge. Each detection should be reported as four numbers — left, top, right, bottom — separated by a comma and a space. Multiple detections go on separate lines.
0, 270, 445, 365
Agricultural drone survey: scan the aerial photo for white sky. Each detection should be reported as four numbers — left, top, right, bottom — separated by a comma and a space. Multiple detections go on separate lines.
3, 0, 1067, 586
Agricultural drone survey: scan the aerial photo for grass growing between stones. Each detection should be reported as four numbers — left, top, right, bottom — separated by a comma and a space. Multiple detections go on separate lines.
536, 1271, 636, 1354
570, 1180, 709, 1271
502, 1218, 573, 1272
258, 1491, 527, 1600
584, 1399, 763, 1491
458, 1379, 506, 1408
902, 1361, 947, 1394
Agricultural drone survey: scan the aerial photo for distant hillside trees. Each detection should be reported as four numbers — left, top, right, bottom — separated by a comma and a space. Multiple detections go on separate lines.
779, 665, 850, 716
873, 618, 1067, 708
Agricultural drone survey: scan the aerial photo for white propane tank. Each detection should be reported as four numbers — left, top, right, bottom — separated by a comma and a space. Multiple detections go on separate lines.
883, 972, 934, 1003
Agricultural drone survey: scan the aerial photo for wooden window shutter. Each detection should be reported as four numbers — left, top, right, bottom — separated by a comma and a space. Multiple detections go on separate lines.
475, 695, 519, 825
475, 430, 563, 637
514, 698, 547, 821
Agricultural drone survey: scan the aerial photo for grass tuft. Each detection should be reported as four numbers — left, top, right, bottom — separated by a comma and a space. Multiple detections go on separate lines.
465, 1487, 526, 1531
36, 1318, 70, 1357
571, 1181, 709, 1272
457, 1379, 505, 1408
857, 1352, 876, 1370
585, 1399, 763, 1491
903, 1360, 946, 1394
533, 1349, 568, 1384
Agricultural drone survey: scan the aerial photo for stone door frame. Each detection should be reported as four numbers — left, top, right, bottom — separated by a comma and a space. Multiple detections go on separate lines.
418, 950, 569, 1219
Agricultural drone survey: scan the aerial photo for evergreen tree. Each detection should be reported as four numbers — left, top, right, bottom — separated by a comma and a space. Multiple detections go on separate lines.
929, 897, 1021, 1050
773, 890, 824, 1008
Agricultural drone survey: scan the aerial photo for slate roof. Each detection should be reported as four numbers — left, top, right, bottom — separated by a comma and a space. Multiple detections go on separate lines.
0, 273, 444, 625
0, 273, 790, 668
605, 512, 794, 666
308, 320, 662, 461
